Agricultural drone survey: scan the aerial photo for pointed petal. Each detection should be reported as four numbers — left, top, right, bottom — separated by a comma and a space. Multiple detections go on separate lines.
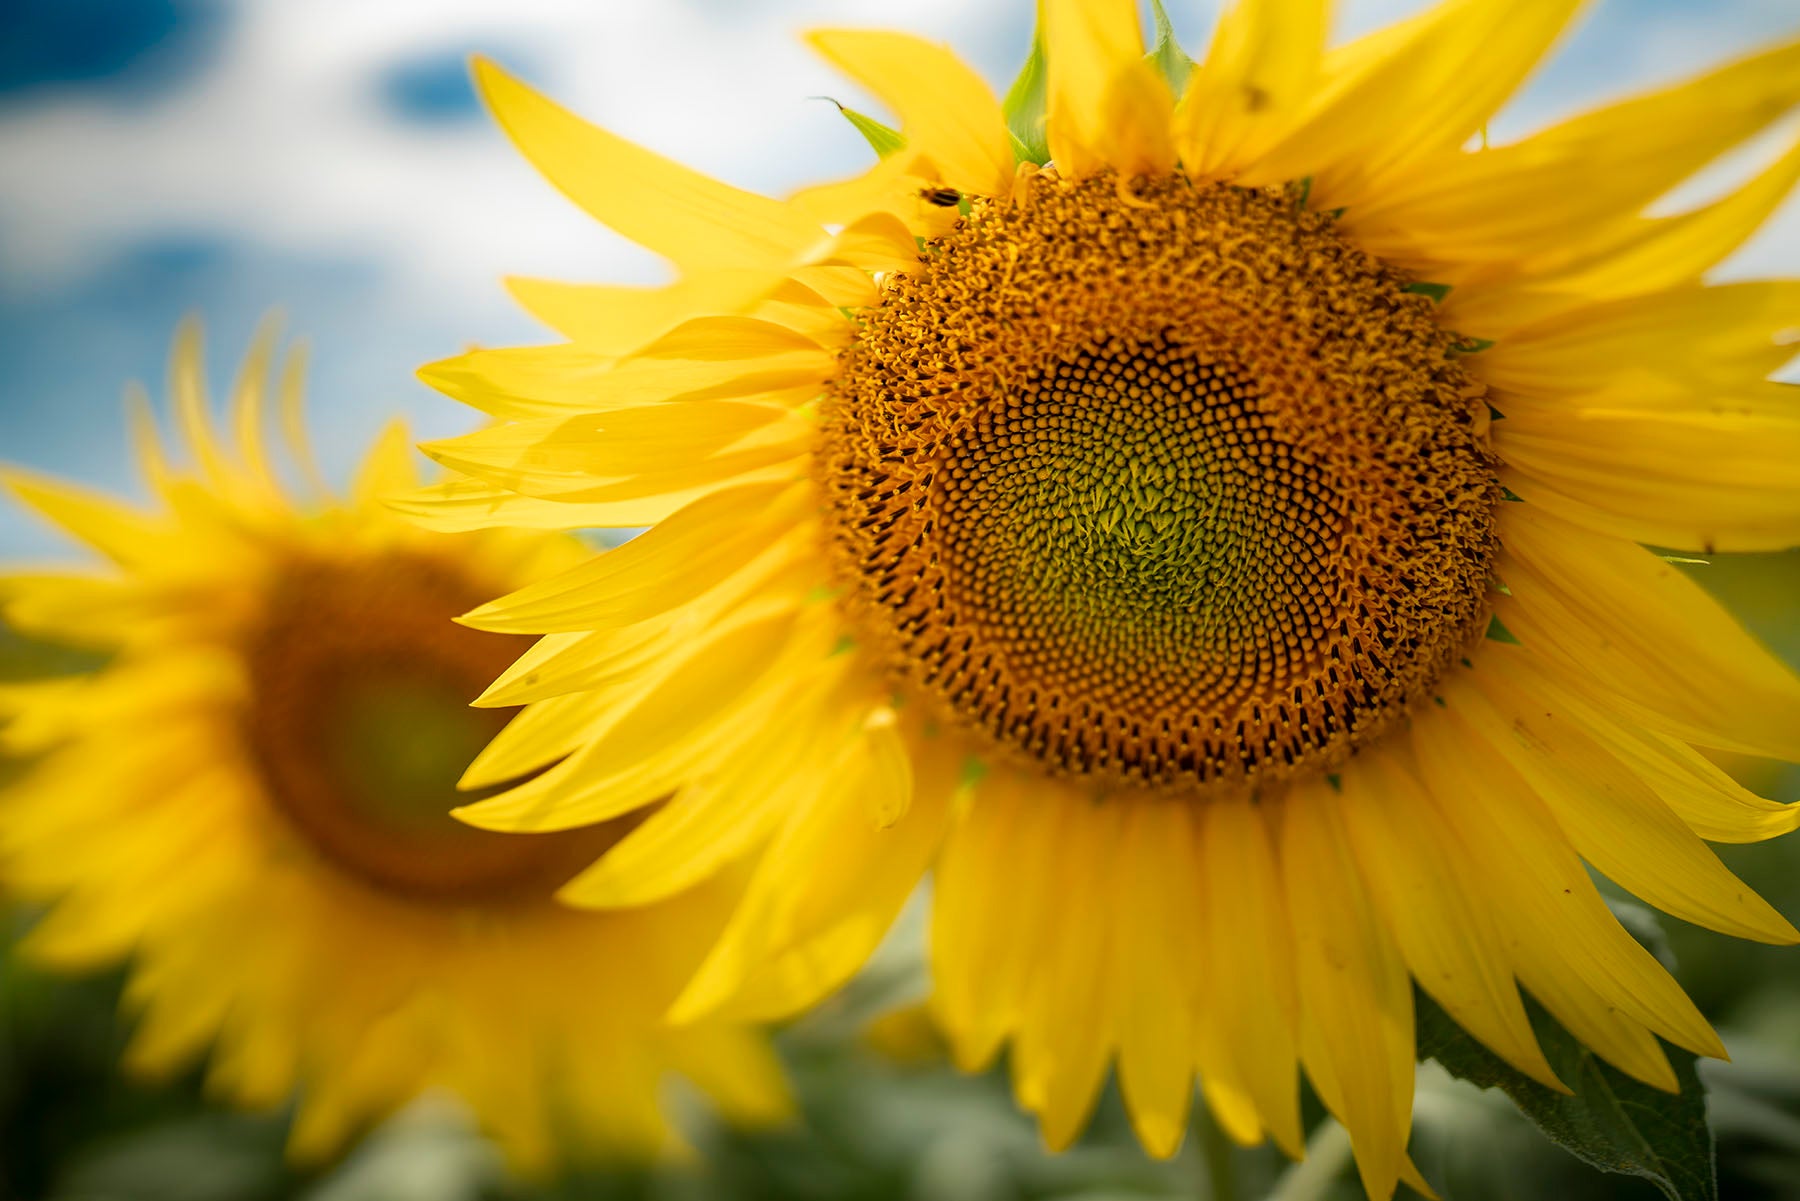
808, 30, 1014, 198
474, 59, 822, 273
1466, 650, 1798, 945
1498, 503, 1800, 759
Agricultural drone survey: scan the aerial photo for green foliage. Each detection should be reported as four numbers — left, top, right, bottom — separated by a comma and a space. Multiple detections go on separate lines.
1416, 963, 1717, 1201
1403, 281, 1454, 303
1001, 16, 1049, 165
1145, 0, 1193, 91
826, 101, 905, 160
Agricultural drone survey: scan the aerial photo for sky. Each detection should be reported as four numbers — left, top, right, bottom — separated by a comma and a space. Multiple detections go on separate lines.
1, 0, 1798, 559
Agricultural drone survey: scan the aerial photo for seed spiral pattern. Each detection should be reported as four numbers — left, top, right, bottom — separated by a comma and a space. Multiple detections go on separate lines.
821, 172, 1500, 793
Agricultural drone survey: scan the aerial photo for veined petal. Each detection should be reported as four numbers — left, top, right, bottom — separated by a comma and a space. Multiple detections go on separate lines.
1498, 408, 1800, 552
1175, 0, 1329, 178
1351, 38, 1800, 278
1444, 130, 1800, 335
388, 472, 786, 533
460, 481, 810, 634
1338, 749, 1563, 1089
1113, 800, 1198, 1159
1498, 503, 1800, 759
474, 59, 823, 274
503, 270, 797, 356
1043, 0, 1175, 177
419, 402, 812, 501
1277, 782, 1416, 1201
1477, 281, 1800, 402
1462, 652, 1798, 944
1014, 793, 1122, 1151
1413, 706, 1722, 1081
808, 30, 1014, 198
1242, 0, 1583, 202
1196, 794, 1304, 1158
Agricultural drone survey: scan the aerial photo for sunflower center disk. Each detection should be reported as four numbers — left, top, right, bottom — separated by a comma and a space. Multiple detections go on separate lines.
821, 173, 1501, 794
242, 556, 614, 902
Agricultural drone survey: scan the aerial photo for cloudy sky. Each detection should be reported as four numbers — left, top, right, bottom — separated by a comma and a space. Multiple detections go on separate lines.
2, 0, 1798, 559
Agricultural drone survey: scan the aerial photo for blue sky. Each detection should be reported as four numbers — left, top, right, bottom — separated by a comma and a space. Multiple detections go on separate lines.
1, 0, 1797, 560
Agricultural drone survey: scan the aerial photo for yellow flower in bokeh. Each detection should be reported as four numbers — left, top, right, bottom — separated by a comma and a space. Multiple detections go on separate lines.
409, 2, 1800, 1195
0, 324, 789, 1170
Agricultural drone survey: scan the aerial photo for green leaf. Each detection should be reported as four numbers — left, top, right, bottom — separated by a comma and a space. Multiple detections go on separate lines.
1404, 280, 1454, 303
1145, 0, 1193, 90
824, 98, 906, 159
1002, 14, 1050, 165
1416, 919, 1719, 1201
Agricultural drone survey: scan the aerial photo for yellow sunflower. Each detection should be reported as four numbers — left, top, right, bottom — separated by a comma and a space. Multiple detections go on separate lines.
408, 2, 1800, 1195
0, 324, 789, 1169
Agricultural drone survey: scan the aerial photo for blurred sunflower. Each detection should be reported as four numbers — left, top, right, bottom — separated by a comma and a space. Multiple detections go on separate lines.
408, 1, 1800, 1195
0, 324, 789, 1170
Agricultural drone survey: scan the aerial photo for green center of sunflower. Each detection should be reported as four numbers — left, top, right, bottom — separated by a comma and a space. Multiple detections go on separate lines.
240, 554, 616, 902
820, 172, 1500, 794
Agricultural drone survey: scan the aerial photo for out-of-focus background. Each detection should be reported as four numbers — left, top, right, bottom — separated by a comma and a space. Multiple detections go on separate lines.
3, 1, 1800, 1199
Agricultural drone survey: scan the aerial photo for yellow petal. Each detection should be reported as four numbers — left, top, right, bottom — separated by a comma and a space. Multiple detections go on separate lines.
419, 402, 811, 501
1016, 793, 1122, 1152
1478, 281, 1800, 402
1, 469, 170, 566
1198, 793, 1304, 1158
1445, 129, 1800, 336
1043, 0, 1175, 177
474, 59, 822, 274
1498, 408, 1800, 552
1175, 0, 1328, 178
460, 480, 806, 633
1467, 650, 1798, 945
807, 30, 1014, 198
556, 662, 857, 905
1242, 0, 1582, 202
1351, 38, 1800, 281
1277, 782, 1415, 1201
454, 608, 808, 833
350, 420, 420, 507
1419, 687, 1725, 1065
930, 770, 1036, 1071
1113, 800, 1198, 1159
1338, 749, 1564, 1090
1498, 502, 1800, 759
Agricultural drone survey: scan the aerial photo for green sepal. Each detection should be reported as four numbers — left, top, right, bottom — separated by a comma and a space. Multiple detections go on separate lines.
1145, 0, 1193, 91
1291, 176, 1313, 209
1485, 614, 1521, 644
1451, 335, 1496, 357
1405, 281, 1454, 303
1002, 11, 1050, 165
824, 98, 906, 159
1416, 904, 1718, 1201
1501, 484, 1524, 502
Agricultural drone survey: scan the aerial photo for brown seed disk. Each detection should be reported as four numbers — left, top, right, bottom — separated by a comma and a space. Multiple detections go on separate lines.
819, 171, 1500, 794
241, 552, 619, 903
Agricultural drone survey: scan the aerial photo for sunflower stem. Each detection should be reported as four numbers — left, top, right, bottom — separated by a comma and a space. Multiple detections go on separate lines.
1195, 1103, 1239, 1201
1267, 1118, 1355, 1201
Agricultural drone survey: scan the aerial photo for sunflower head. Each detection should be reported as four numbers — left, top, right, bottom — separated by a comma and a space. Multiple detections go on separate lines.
0, 321, 789, 1168
413, 2, 1800, 1196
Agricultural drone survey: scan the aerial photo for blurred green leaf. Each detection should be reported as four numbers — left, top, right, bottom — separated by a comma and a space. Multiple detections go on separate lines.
826, 101, 905, 159
1002, 15, 1049, 165
1144, 0, 1192, 91
1416, 988, 1716, 1201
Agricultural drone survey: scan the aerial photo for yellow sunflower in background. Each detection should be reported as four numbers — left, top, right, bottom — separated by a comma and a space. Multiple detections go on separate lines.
0, 324, 789, 1170
406, 1, 1800, 1195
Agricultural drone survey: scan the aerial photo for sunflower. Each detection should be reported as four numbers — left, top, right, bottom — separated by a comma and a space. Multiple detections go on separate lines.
0, 324, 789, 1169
408, 2, 1800, 1195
